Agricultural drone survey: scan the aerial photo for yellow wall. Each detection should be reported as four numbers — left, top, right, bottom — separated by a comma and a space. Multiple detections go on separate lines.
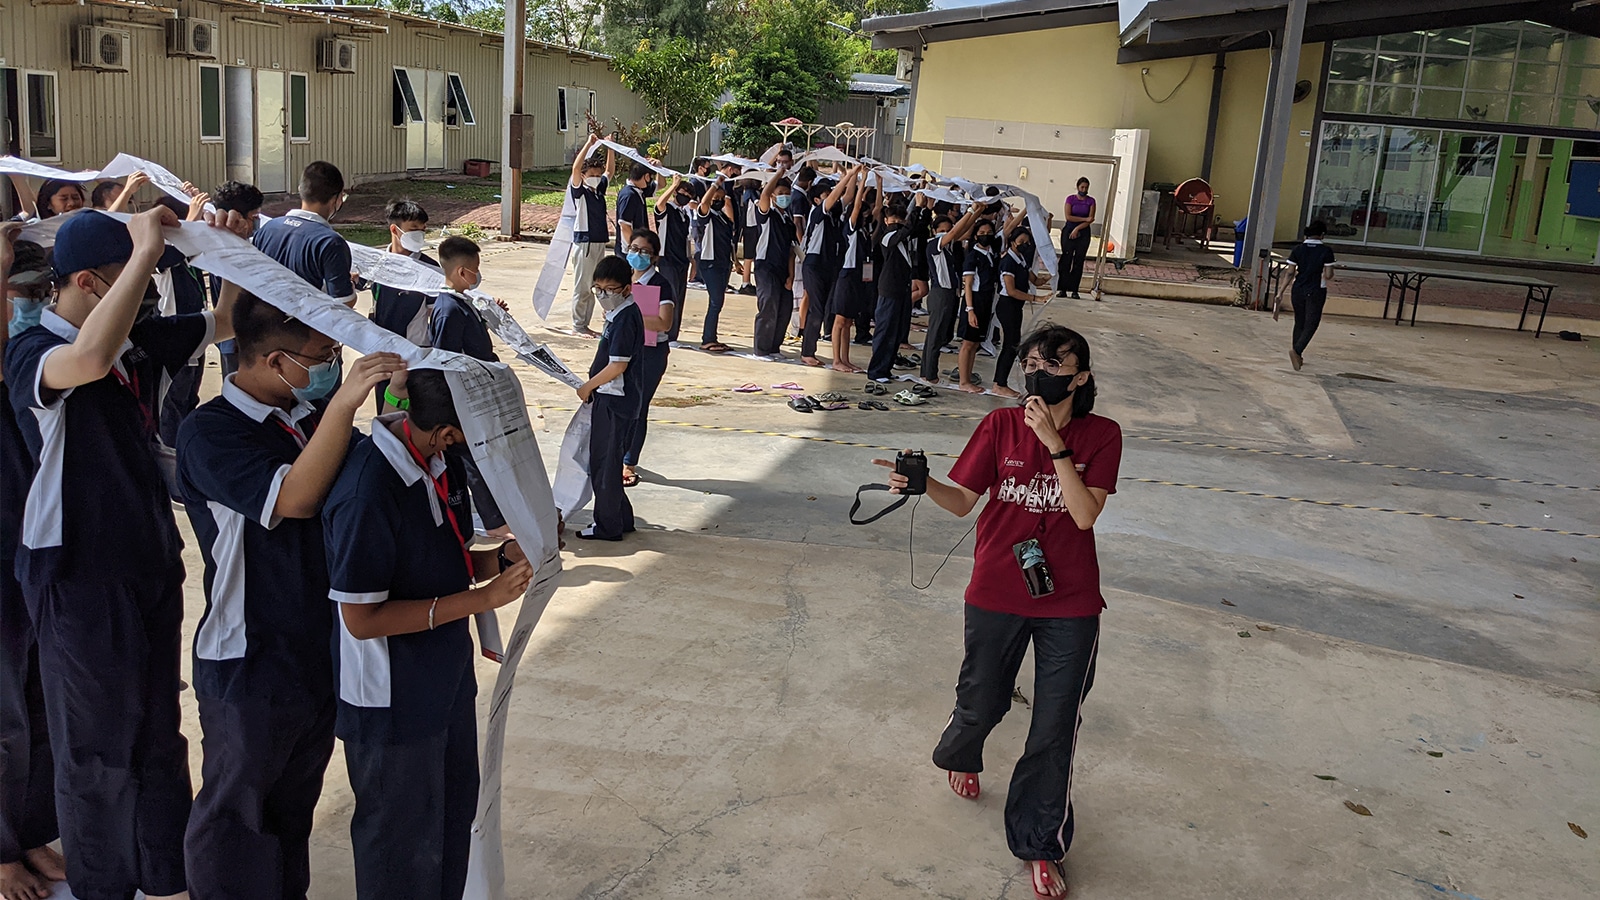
908, 21, 1325, 241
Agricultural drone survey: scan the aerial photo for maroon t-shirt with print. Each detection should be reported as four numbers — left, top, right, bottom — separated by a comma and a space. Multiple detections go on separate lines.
947, 407, 1122, 618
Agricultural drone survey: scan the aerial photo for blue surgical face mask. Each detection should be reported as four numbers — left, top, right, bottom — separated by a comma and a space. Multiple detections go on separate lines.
8, 297, 47, 337
626, 251, 652, 272
280, 352, 342, 403
774, 194, 791, 210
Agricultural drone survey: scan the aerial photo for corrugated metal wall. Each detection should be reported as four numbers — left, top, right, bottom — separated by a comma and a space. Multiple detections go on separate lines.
816, 95, 905, 163
0, 0, 669, 193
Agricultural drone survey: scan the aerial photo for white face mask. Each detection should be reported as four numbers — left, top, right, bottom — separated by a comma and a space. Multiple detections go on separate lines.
584, 176, 603, 189
399, 229, 428, 253
596, 288, 626, 312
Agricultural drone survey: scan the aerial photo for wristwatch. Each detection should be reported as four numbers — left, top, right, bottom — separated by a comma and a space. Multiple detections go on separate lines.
1050, 447, 1074, 460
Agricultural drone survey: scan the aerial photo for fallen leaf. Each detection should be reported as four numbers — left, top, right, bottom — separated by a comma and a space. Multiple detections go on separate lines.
806, 496, 817, 501
1439, 830, 1452, 836
1571, 822, 1588, 839
1345, 801, 1373, 816
1513, 594, 1524, 599
1220, 599, 1236, 607
1427, 751, 1444, 758
1237, 631, 1252, 638
1256, 624, 1277, 632
1314, 774, 1338, 781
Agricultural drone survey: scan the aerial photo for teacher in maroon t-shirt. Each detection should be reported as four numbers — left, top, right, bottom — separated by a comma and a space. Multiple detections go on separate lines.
875, 324, 1121, 900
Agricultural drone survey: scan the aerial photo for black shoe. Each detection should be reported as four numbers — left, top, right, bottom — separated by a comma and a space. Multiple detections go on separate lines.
577, 526, 624, 542
1070, 291, 1080, 299
738, 284, 757, 296
1056, 289, 1069, 298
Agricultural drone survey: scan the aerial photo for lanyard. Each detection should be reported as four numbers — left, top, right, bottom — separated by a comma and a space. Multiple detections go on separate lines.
274, 419, 308, 449
402, 420, 474, 581
108, 363, 157, 439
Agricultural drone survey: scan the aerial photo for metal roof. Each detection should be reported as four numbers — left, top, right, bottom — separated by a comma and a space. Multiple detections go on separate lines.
865, 1, 1115, 49
848, 74, 911, 96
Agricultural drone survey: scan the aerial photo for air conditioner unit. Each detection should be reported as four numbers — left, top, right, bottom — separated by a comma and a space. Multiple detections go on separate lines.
166, 18, 219, 60
74, 25, 132, 72
317, 38, 356, 74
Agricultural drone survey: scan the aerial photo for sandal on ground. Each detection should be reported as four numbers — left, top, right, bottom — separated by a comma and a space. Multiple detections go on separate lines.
732, 383, 762, 393
910, 384, 938, 398
892, 390, 927, 406
787, 395, 814, 413
814, 391, 847, 403
868, 400, 889, 411
816, 401, 850, 411
1029, 860, 1068, 899
702, 342, 731, 353
863, 382, 888, 396
948, 770, 980, 800
772, 381, 804, 391
858, 401, 876, 410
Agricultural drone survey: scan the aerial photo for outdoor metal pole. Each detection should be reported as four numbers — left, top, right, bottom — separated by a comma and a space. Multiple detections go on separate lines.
1249, 0, 1308, 293
1091, 156, 1120, 300
1241, 29, 1282, 281
499, 0, 527, 238
1200, 52, 1226, 182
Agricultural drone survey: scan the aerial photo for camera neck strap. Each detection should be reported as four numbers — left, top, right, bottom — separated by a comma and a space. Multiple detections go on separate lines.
850, 483, 910, 525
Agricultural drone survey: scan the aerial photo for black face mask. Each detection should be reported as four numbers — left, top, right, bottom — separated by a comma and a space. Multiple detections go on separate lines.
975, 233, 995, 247
1025, 370, 1077, 405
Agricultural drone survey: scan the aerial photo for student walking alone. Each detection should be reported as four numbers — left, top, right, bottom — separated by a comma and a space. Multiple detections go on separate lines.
1273, 220, 1336, 371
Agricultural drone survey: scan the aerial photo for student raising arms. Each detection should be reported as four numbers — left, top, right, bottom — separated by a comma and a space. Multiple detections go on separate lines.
692, 176, 736, 353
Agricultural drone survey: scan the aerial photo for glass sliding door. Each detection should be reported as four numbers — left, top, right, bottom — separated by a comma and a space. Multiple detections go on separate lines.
1366, 127, 1440, 247
1309, 123, 1383, 241
1424, 132, 1499, 252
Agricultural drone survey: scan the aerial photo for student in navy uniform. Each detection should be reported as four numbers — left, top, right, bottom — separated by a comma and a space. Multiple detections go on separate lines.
369, 199, 437, 346
178, 293, 407, 900
922, 205, 980, 385
567, 133, 615, 337
575, 256, 645, 541
750, 166, 798, 358
829, 166, 870, 374
651, 175, 694, 346
154, 205, 212, 453
323, 369, 534, 900
992, 226, 1049, 398
798, 170, 851, 368
737, 177, 761, 296
426, 236, 509, 536
614, 162, 655, 258
253, 161, 356, 306
692, 176, 736, 353
1273, 219, 1336, 371
4, 206, 241, 900
209, 180, 266, 378
957, 217, 1001, 394
619, 231, 676, 490
0, 226, 67, 900
866, 197, 920, 383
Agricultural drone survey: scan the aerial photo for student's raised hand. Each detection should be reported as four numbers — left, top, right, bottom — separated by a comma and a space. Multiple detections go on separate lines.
872, 456, 911, 495
482, 559, 535, 610
125, 171, 151, 193
332, 352, 407, 414
187, 192, 210, 221
181, 180, 202, 199
202, 207, 252, 239
493, 296, 509, 311
128, 205, 180, 254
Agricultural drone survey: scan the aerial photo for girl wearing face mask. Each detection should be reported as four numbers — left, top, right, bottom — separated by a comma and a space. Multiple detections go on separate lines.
1057, 178, 1095, 299
323, 369, 534, 900
957, 219, 1000, 393
993, 226, 1049, 398
619, 231, 675, 489
871, 325, 1119, 900
921, 206, 979, 384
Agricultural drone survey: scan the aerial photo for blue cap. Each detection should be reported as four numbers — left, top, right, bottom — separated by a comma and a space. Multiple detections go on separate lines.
51, 210, 135, 280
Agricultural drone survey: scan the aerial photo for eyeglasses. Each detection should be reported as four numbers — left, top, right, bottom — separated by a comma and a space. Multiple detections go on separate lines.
1020, 357, 1076, 376
277, 344, 343, 366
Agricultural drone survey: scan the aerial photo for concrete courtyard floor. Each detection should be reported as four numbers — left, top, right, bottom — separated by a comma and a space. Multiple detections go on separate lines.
167, 243, 1597, 899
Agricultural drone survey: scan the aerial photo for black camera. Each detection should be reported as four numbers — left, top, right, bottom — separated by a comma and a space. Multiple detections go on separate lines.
896, 450, 928, 496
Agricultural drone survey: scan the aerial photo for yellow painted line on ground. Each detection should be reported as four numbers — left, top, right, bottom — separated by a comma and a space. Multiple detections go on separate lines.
540, 405, 1598, 540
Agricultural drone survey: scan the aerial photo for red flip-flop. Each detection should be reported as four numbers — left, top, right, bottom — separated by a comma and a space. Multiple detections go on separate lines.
948, 771, 980, 800
1030, 860, 1068, 899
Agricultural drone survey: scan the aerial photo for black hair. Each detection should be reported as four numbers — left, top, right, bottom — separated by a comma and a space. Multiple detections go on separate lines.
974, 218, 996, 234
593, 254, 633, 286
406, 369, 461, 433
796, 165, 817, 187
212, 181, 264, 215
885, 204, 908, 221
385, 198, 429, 226
806, 183, 830, 204
154, 195, 189, 218
36, 180, 85, 218
91, 182, 122, 209
628, 229, 661, 256
629, 162, 653, 182
1018, 325, 1097, 418
1076, 177, 1090, 189
6, 240, 52, 300
299, 161, 345, 205
932, 216, 954, 231
437, 235, 480, 270
1305, 219, 1327, 238
232, 291, 313, 361
692, 157, 710, 173
775, 147, 794, 160
582, 155, 606, 172
1011, 227, 1032, 246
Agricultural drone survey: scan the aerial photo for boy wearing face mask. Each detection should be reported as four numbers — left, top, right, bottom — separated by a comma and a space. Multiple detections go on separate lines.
567, 134, 615, 337
576, 256, 645, 541
614, 162, 656, 257
176, 294, 407, 900
368, 199, 436, 346
751, 166, 798, 357
323, 369, 534, 899
5, 207, 239, 900
651, 175, 693, 345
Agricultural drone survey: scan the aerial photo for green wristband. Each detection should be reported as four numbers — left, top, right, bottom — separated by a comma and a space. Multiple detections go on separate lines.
384, 387, 410, 410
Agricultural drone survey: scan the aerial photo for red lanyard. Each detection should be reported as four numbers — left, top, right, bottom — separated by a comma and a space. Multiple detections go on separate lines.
275, 419, 308, 449
402, 420, 474, 581
109, 363, 157, 439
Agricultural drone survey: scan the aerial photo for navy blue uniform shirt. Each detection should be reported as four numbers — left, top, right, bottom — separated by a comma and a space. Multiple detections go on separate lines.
1288, 239, 1336, 292
963, 246, 999, 300
323, 415, 476, 744
754, 206, 795, 271
654, 202, 694, 267
590, 300, 645, 419
614, 183, 651, 256
570, 175, 610, 245
370, 250, 439, 345
5, 308, 213, 587
1000, 249, 1032, 297
252, 209, 355, 301
428, 292, 498, 363
177, 377, 338, 703
695, 208, 734, 266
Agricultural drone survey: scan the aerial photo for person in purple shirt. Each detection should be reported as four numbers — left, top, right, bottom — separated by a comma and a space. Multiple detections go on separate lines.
1056, 178, 1096, 299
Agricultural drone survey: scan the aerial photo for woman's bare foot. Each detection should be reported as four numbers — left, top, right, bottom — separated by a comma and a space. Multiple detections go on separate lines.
832, 361, 863, 374
957, 381, 984, 394
801, 356, 824, 367
1029, 859, 1068, 898
948, 770, 980, 800
23, 846, 65, 881
991, 385, 1020, 399
0, 860, 50, 900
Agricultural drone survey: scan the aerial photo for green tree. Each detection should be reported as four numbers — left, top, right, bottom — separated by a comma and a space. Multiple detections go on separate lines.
613, 37, 735, 152
721, 43, 821, 155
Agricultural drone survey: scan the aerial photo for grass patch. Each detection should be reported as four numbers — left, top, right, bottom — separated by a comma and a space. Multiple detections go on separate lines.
334, 224, 391, 247
357, 168, 619, 209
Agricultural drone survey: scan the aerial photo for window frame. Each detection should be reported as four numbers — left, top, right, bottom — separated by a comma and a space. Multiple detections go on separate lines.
199, 63, 225, 143
393, 66, 421, 128
21, 69, 61, 162
445, 72, 475, 128
557, 85, 569, 132
289, 71, 309, 143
